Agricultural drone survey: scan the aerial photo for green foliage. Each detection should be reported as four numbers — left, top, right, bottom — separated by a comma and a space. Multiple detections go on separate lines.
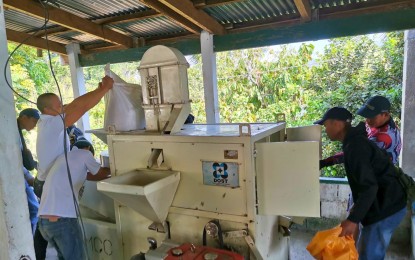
7, 44, 72, 164
187, 33, 404, 177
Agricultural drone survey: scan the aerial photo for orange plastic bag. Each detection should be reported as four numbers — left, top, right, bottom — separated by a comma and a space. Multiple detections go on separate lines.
306, 225, 358, 260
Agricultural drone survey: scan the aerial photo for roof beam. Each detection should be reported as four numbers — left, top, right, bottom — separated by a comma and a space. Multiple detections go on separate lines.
6, 29, 67, 56
319, 0, 415, 19
31, 0, 231, 40
32, 26, 70, 38
3, 0, 134, 48
293, 0, 312, 21
157, 0, 226, 35
79, 6, 415, 66
140, 0, 202, 34
82, 0, 414, 53
32, 10, 161, 38
193, 0, 245, 8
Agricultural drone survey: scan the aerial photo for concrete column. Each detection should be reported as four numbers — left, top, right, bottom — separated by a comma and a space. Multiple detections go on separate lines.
200, 30, 220, 123
401, 30, 415, 177
402, 29, 415, 257
0, 1, 36, 259
66, 43, 91, 140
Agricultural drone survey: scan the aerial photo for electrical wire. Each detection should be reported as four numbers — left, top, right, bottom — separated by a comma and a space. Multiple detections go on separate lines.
3, 1, 90, 258
37, 1, 90, 258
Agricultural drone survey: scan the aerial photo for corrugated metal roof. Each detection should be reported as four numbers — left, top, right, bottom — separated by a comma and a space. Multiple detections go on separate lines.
204, 0, 297, 25
4, 0, 413, 55
310, 0, 370, 9
55, 0, 149, 20
5, 9, 55, 32
109, 16, 186, 38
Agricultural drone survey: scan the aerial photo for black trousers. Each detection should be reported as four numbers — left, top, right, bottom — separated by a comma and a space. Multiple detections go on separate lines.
33, 177, 48, 259
34, 224, 48, 260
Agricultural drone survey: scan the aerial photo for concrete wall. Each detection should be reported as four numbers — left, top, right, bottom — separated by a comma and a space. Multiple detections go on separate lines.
294, 181, 411, 246
320, 182, 350, 220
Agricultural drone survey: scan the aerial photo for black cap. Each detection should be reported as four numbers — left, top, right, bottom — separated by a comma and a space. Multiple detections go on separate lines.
314, 107, 353, 125
19, 108, 40, 119
357, 96, 390, 118
73, 138, 95, 156
184, 114, 195, 124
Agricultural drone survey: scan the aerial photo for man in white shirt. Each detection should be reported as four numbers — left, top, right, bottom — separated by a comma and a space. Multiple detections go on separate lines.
34, 75, 113, 259
38, 139, 110, 260
35, 75, 114, 194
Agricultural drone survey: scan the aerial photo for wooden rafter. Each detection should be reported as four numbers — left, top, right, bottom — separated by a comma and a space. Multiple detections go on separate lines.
83, 0, 415, 53
157, 0, 226, 35
293, 0, 312, 21
31, 10, 161, 38
3, 0, 134, 48
5, 0, 414, 55
140, 0, 202, 34
192, 0, 245, 8
32, 26, 69, 38
6, 29, 67, 56
227, 0, 415, 34
319, 0, 415, 19
26, 0, 235, 46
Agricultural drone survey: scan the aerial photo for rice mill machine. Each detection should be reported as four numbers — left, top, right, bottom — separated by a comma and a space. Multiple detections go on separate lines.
83, 45, 321, 260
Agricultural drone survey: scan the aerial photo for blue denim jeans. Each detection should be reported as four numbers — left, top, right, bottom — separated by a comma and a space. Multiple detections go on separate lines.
39, 218, 86, 260
25, 179, 39, 234
358, 207, 407, 260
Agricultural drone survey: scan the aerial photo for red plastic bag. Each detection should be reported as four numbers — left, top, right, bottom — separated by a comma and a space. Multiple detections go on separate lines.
306, 225, 358, 260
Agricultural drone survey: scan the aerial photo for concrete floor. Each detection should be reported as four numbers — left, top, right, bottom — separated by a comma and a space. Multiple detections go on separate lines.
289, 229, 413, 260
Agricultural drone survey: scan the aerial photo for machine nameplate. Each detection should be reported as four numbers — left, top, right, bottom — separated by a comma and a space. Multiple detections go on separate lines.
224, 150, 238, 159
202, 161, 239, 187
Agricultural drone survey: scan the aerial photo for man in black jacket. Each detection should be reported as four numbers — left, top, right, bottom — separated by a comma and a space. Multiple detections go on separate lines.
315, 107, 407, 260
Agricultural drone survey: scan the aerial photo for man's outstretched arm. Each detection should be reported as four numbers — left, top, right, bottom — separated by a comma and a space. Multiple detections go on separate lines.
64, 76, 114, 127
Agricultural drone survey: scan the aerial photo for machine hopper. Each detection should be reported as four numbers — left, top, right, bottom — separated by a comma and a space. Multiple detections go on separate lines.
97, 169, 180, 224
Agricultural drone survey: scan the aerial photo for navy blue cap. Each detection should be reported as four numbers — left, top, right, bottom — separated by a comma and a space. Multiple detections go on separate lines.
184, 114, 195, 124
73, 138, 94, 156
19, 108, 40, 119
314, 107, 353, 125
357, 96, 390, 118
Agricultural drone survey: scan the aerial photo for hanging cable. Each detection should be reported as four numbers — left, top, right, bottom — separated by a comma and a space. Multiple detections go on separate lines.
3, 0, 90, 258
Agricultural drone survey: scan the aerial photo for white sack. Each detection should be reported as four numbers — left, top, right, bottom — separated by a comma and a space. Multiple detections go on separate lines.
104, 64, 145, 131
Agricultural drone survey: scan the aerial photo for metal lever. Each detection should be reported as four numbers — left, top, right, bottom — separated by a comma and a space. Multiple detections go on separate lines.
148, 149, 163, 168
147, 237, 157, 250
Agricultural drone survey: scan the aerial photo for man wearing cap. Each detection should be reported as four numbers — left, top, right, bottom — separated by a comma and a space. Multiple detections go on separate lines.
38, 139, 110, 260
17, 108, 41, 234
320, 96, 401, 168
357, 95, 401, 164
315, 107, 406, 260
18, 108, 40, 175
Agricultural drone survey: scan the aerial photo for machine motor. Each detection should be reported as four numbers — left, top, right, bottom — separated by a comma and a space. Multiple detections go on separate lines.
165, 243, 244, 260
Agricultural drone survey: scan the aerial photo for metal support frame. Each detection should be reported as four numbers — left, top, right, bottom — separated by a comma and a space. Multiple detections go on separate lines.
200, 30, 220, 123
0, 1, 35, 258
66, 43, 91, 141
